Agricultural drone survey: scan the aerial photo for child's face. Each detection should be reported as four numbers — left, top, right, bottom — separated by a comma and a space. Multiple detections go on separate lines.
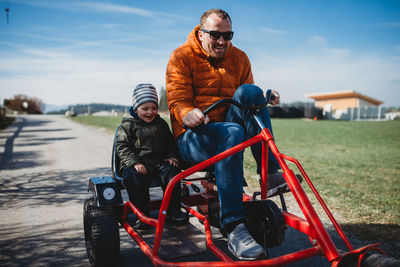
135, 102, 158, 123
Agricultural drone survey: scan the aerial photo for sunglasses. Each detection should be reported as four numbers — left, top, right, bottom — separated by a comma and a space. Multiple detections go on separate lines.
201, 29, 234, 41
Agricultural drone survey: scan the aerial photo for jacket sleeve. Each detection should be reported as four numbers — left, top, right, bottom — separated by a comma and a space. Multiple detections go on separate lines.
239, 51, 254, 85
161, 119, 180, 161
115, 123, 139, 168
166, 48, 195, 126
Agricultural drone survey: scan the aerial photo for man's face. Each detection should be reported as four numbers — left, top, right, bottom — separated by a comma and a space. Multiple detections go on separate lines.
198, 14, 232, 60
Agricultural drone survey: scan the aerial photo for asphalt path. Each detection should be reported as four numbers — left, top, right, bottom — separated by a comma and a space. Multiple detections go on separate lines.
0, 115, 393, 266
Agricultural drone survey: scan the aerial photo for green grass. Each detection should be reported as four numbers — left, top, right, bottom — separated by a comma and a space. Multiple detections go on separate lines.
271, 119, 400, 224
70, 115, 400, 241
69, 115, 124, 134
271, 119, 400, 241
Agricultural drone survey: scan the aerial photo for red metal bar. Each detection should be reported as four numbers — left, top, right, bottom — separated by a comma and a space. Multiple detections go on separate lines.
182, 204, 233, 262
153, 135, 264, 256
280, 153, 354, 251
331, 244, 384, 267
261, 140, 268, 199
260, 128, 341, 261
120, 124, 368, 265
123, 221, 155, 261
151, 246, 322, 266
123, 206, 323, 267
282, 211, 317, 238
122, 201, 158, 227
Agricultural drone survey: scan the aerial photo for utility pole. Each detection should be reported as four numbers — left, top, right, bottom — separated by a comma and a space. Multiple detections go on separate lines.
5, 8, 9, 24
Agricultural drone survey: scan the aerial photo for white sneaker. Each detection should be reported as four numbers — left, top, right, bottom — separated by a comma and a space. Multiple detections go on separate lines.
227, 223, 265, 260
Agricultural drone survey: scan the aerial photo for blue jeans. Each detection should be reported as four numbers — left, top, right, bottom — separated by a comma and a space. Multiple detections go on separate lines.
176, 84, 280, 229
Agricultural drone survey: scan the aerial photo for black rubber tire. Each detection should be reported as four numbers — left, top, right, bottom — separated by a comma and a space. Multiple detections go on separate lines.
362, 253, 400, 267
83, 197, 120, 267
245, 200, 286, 248
337, 251, 400, 267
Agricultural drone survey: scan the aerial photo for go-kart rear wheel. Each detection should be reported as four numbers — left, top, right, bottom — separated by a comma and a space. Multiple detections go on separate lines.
336, 249, 400, 267
84, 197, 120, 267
245, 200, 286, 248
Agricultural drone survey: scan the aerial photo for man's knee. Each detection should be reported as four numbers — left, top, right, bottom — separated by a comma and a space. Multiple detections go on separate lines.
235, 84, 264, 104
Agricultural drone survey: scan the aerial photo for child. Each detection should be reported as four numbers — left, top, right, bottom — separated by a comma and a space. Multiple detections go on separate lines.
115, 83, 188, 229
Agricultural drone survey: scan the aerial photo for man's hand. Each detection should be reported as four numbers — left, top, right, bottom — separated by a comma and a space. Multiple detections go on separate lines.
134, 162, 147, 175
182, 108, 210, 128
265, 90, 280, 105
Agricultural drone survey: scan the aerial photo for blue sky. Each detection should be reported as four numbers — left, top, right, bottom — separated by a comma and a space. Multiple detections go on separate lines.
1, 0, 399, 109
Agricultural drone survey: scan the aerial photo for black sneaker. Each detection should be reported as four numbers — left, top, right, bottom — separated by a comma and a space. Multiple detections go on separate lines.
260, 172, 303, 198
134, 219, 151, 230
167, 209, 189, 223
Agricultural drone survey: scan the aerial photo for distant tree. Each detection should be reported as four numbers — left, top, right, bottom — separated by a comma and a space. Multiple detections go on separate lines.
46, 103, 130, 115
158, 86, 168, 112
4, 94, 43, 114
386, 106, 400, 112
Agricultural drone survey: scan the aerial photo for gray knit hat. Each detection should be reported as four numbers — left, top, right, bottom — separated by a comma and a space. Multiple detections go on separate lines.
132, 83, 158, 111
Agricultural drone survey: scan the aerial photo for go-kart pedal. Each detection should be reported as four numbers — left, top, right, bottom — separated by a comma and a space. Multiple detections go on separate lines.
260, 172, 303, 198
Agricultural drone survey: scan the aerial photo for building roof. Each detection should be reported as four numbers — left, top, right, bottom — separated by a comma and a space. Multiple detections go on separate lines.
306, 90, 383, 105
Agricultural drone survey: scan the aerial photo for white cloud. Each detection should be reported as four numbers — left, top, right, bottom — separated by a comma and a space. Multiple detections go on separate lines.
327, 48, 350, 56
370, 22, 400, 28
2, 45, 399, 107
306, 36, 350, 56
252, 53, 400, 106
8, 0, 191, 23
77, 2, 156, 18
0, 51, 168, 106
308, 35, 327, 47
261, 26, 286, 35
20, 48, 70, 58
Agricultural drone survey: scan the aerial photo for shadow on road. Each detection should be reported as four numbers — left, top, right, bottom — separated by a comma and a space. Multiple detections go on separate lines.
0, 220, 88, 267
0, 167, 111, 208
0, 167, 111, 267
0, 117, 25, 169
341, 223, 400, 260
0, 117, 72, 171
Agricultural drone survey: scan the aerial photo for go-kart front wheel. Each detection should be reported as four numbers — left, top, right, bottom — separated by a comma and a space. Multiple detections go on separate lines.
83, 197, 120, 267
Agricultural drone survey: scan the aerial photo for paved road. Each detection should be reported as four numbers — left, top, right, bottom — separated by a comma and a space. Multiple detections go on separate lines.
0, 115, 151, 266
0, 115, 394, 266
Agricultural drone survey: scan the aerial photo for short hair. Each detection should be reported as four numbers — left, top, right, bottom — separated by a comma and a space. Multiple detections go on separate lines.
200, 9, 232, 28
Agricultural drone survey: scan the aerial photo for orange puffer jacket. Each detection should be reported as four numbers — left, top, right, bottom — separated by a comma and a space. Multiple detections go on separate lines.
166, 25, 254, 139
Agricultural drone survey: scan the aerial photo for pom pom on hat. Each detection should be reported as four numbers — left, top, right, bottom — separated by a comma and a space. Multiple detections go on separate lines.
131, 83, 158, 111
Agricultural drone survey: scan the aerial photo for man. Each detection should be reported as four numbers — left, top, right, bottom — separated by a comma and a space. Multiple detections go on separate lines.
166, 8, 295, 260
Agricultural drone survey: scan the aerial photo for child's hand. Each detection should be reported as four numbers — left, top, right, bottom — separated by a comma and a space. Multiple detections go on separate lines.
164, 158, 179, 167
134, 162, 147, 175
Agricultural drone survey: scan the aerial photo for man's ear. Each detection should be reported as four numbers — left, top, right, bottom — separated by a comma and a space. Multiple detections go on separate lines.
198, 30, 204, 42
